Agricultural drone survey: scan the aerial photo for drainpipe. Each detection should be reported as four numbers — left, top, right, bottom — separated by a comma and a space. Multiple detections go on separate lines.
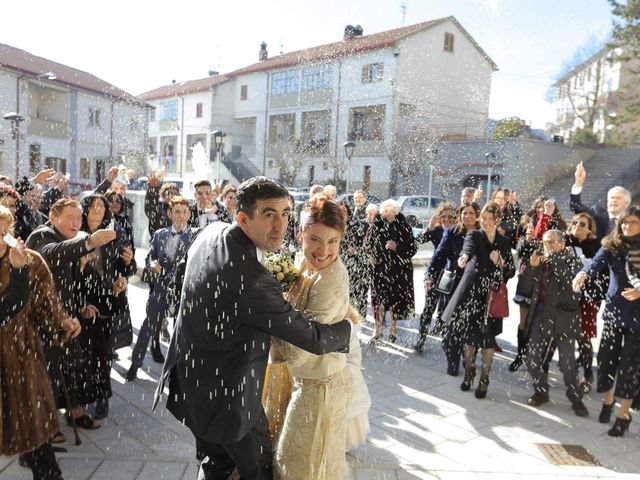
262, 72, 270, 175
110, 100, 114, 165
333, 58, 342, 185
180, 96, 185, 177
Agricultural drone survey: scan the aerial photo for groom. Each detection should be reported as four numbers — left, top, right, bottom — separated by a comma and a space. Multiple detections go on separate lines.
154, 176, 352, 479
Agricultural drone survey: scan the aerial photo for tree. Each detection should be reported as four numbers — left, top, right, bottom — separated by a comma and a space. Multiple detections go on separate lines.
273, 140, 305, 186
571, 127, 599, 145
491, 117, 525, 140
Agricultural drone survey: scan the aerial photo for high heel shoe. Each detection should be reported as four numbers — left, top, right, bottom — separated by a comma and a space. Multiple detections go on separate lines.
475, 376, 489, 399
508, 354, 524, 372
608, 416, 631, 437
368, 334, 383, 346
599, 402, 615, 424
460, 366, 476, 392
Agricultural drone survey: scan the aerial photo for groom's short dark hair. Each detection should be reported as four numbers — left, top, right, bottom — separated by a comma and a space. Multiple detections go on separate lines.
236, 176, 290, 217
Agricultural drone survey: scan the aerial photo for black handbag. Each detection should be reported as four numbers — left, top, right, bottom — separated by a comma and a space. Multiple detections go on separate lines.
435, 269, 457, 295
109, 306, 133, 351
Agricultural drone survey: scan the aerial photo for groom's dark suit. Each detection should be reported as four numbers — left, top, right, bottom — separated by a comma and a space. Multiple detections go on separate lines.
154, 222, 350, 477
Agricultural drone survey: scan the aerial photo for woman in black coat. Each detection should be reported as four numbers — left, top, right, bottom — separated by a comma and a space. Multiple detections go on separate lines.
565, 211, 606, 393
366, 200, 417, 344
340, 202, 372, 318
80, 194, 136, 419
442, 202, 516, 399
573, 206, 640, 437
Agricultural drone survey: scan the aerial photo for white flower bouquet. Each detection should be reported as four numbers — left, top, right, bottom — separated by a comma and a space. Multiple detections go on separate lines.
264, 252, 299, 291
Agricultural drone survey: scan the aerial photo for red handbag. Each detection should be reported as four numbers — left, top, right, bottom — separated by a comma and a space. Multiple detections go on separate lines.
487, 283, 509, 318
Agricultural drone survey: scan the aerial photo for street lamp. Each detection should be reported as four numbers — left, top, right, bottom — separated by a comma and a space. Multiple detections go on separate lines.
3, 112, 25, 178
343, 140, 356, 194
212, 129, 226, 182
485, 152, 496, 199
427, 148, 438, 209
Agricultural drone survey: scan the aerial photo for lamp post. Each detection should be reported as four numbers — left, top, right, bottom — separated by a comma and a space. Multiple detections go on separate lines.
485, 152, 496, 199
212, 129, 226, 182
343, 140, 356, 194
427, 148, 438, 209
3, 112, 25, 178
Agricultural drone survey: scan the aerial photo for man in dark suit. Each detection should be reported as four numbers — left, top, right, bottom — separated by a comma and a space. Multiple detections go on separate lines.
154, 177, 351, 479
188, 179, 230, 227
352, 189, 369, 221
570, 162, 631, 238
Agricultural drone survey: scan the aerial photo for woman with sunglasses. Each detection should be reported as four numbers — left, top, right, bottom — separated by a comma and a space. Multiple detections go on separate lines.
566, 212, 605, 393
415, 202, 457, 341
573, 206, 640, 436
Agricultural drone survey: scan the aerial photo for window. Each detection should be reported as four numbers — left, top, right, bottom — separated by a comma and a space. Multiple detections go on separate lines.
271, 70, 299, 95
348, 105, 385, 141
88, 108, 101, 127
240, 85, 248, 101
361, 63, 384, 84
444, 32, 455, 53
268, 114, 295, 144
149, 109, 156, 122
196, 103, 203, 118
80, 158, 90, 178
301, 111, 330, 154
161, 100, 178, 121
302, 64, 333, 91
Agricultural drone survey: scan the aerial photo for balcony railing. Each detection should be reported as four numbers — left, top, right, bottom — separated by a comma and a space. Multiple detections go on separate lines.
27, 118, 70, 139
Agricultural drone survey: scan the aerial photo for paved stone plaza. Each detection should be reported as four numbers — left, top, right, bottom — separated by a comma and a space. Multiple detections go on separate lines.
2, 271, 640, 479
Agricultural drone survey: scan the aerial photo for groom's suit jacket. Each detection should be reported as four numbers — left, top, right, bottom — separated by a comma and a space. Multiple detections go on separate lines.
154, 222, 351, 443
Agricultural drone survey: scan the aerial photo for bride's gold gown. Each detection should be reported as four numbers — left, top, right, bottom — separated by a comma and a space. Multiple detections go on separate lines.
263, 258, 352, 480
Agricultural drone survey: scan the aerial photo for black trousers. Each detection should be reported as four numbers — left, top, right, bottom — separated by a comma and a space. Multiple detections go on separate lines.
597, 321, 640, 398
195, 410, 272, 480
20, 442, 63, 480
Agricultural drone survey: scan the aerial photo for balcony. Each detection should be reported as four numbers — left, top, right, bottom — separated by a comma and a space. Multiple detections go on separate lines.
27, 117, 70, 139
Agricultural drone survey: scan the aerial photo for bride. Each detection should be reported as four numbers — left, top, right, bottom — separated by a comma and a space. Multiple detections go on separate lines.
269, 194, 353, 479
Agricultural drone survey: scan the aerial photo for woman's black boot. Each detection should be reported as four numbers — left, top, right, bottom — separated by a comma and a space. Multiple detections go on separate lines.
599, 402, 615, 424
475, 376, 490, 399
608, 416, 631, 437
460, 366, 476, 392
509, 329, 526, 372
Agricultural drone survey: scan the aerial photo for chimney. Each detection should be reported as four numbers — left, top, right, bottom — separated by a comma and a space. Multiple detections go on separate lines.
208, 70, 219, 77
259, 42, 268, 61
343, 24, 363, 40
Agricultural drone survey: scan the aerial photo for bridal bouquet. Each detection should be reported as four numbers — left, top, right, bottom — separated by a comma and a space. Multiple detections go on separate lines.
264, 252, 299, 291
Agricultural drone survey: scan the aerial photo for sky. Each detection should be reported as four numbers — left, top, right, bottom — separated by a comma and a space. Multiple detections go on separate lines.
1, 0, 615, 129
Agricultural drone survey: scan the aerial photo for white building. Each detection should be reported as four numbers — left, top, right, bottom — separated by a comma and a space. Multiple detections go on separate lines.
140, 74, 239, 182
141, 16, 497, 196
0, 43, 151, 186
550, 46, 640, 145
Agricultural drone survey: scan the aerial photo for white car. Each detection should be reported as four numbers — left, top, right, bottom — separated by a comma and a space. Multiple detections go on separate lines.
392, 195, 445, 227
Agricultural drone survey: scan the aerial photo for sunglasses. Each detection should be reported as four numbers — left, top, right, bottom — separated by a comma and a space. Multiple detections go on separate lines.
571, 220, 588, 228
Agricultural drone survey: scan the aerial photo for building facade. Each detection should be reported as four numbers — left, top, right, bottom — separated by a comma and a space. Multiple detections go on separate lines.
0, 43, 150, 186
141, 16, 497, 196
550, 46, 640, 145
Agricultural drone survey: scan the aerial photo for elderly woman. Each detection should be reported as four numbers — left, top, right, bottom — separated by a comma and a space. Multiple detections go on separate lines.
573, 206, 640, 436
366, 199, 417, 344
79, 194, 136, 419
0, 205, 81, 478
443, 202, 516, 398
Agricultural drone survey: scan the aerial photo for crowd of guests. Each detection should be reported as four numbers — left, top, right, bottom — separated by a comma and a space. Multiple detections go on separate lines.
0, 160, 639, 478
